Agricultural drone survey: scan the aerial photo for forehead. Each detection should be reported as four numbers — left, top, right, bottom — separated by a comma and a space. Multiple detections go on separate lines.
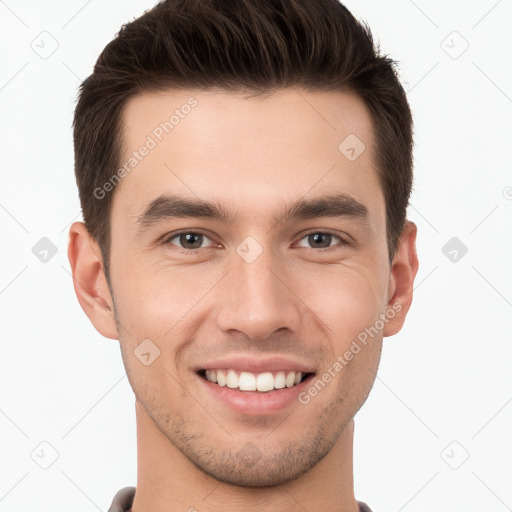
113, 87, 383, 227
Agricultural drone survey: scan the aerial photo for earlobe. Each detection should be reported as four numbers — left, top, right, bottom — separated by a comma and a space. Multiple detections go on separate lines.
67, 221, 119, 340
383, 221, 419, 337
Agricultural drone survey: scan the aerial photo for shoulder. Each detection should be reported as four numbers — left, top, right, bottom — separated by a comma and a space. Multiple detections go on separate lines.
357, 500, 374, 512
107, 486, 136, 512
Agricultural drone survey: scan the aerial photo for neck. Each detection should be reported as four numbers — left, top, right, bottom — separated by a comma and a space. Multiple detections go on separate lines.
131, 400, 359, 512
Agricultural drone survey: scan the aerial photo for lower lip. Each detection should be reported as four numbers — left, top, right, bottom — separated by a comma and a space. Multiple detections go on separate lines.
197, 373, 314, 415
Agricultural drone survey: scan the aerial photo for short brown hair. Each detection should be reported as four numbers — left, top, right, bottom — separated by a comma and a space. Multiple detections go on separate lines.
73, 0, 413, 283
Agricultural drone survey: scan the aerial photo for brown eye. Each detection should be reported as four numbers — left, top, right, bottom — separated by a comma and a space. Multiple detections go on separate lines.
308, 233, 333, 248
180, 233, 203, 249
296, 231, 347, 250
165, 232, 211, 251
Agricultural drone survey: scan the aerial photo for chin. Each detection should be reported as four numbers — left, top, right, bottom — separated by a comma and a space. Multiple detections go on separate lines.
182, 434, 333, 488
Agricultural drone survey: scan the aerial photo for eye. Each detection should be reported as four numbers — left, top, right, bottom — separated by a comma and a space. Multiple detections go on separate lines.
296, 231, 348, 250
162, 230, 349, 254
164, 231, 216, 252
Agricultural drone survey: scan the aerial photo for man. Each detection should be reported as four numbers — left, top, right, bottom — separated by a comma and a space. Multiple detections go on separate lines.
68, 0, 418, 510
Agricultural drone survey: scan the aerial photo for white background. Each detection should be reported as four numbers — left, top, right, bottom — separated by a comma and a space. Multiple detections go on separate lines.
1, 1, 511, 511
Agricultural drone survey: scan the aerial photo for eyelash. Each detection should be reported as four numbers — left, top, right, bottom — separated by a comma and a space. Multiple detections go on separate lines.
162, 229, 350, 254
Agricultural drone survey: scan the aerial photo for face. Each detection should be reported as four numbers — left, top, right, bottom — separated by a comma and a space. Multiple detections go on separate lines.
70, 87, 417, 487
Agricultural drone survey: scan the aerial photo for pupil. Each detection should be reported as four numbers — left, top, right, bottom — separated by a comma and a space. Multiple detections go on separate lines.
310, 233, 331, 248
181, 233, 202, 249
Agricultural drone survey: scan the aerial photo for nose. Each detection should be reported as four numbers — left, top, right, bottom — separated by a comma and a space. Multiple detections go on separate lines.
215, 246, 302, 341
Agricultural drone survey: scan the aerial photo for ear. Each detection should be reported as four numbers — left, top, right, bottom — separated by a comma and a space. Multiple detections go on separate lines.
67, 221, 119, 340
383, 221, 419, 337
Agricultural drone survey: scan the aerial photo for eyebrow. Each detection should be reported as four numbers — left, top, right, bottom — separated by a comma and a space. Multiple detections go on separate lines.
134, 193, 369, 232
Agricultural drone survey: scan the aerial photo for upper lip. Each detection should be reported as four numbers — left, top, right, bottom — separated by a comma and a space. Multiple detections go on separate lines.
197, 355, 316, 374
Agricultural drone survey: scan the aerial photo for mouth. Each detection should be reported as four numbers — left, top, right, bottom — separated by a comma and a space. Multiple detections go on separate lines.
197, 368, 315, 393
195, 355, 317, 414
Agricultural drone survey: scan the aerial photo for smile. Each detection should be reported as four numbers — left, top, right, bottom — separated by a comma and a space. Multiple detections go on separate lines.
200, 369, 313, 392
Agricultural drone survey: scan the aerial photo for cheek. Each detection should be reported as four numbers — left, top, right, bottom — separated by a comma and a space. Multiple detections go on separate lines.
111, 261, 224, 344
295, 263, 387, 347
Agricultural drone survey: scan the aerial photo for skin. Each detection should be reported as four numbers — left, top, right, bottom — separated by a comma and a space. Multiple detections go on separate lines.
68, 88, 418, 512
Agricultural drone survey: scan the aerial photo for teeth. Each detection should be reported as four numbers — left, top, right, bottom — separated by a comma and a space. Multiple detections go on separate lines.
285, 372, 295, 387
203, 369, 305, 392
217, 369, 227, 387
256, 372, 274, 392
239, 372, 256, 391
226, 369, 238, 389
274, 371, 286, 389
